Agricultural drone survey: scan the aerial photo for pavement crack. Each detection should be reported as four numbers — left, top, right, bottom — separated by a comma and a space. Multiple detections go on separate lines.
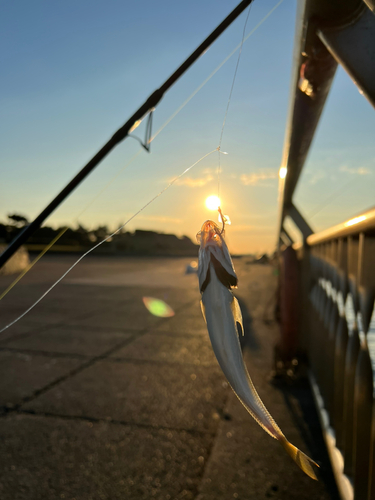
0, 346, 92, 359
3, 299, 200, 413
108, 356, 218, 369
13, 408, 215, 437
3, 333, 139, 413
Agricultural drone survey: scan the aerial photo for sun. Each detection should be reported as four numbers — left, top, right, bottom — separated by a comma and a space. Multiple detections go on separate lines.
205, 195, 221, 211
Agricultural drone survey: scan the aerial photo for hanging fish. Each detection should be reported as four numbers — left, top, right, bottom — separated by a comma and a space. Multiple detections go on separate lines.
197, 219, 318, 480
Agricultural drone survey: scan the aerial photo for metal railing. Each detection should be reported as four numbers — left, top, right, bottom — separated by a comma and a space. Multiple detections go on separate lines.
293, 211, 375, 500
277, 1, 375, 499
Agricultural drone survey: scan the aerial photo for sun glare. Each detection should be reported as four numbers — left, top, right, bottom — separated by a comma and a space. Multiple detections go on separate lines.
205, 195, 221, 211
279, 167, 287, 179
345, 215, 366, 227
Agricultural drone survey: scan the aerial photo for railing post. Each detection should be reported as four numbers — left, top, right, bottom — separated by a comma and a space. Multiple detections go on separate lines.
298, 243, 312, 355
325, 241, 340, 416
353, 234, 375, 500
279, 245, 299, 362
343, 237, 361, 477
333, 238, 349, 451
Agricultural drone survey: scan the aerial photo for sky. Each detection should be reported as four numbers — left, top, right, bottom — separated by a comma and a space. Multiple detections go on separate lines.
1, 0, 374, 255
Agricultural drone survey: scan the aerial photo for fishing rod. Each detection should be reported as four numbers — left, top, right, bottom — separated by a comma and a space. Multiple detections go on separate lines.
0, 0, 254, 270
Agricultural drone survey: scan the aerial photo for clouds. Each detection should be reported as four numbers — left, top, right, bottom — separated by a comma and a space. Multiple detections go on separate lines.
172, 174, 213, 187
169, 167, 280, 189
339, 165, 371, 175
169, 168, 214, 188
240, 171, 278, 186
308, 171, 327, 185
306, 164, 372, 185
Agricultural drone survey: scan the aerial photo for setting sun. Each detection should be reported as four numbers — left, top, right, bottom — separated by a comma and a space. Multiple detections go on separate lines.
205, 195, 221, 211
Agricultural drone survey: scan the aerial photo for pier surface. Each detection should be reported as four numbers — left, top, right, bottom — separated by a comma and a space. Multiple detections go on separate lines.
0, 256, 339, 499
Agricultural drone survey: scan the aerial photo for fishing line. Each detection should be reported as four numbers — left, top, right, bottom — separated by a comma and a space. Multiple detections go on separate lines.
0, 0, 280, 299
307, 175, 363, 219
0, 149, 142, 302
151, 0, 284, 143
0, 149, 217, 334
217, 3, 252, 199
0, 1, 284, 311
2, 0, 283, 281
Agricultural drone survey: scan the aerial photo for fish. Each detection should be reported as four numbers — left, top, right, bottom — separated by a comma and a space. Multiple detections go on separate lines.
197, 219, 318, 480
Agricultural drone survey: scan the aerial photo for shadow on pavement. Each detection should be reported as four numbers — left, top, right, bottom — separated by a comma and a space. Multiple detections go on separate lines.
235, 294, 261, 352
272, 377, 341, 500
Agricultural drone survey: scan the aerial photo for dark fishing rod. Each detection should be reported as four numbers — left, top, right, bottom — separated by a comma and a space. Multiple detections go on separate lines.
0, 0, 253, 270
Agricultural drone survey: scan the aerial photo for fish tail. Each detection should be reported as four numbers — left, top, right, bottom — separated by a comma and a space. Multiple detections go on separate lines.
279, 436, 319, 480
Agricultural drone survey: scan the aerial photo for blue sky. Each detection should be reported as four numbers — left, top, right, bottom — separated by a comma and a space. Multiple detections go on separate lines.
1, 0, 374, 254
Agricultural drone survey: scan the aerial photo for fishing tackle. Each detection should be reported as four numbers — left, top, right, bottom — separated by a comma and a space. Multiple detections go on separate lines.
197, 219, 319, 480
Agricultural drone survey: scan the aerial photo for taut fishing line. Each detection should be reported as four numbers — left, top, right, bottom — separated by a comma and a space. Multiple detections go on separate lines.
307, 175, 363, 220
0, 0, 283, 329
1, 0, 282, 294
0, 149, 143, 301
0, 149, 217, 333
151, 0, 284, 143
217, 3, 252, 200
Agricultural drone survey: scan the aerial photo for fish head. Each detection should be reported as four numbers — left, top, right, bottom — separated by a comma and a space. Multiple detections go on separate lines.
196, 220, 223, 249
197, 220, 238, 292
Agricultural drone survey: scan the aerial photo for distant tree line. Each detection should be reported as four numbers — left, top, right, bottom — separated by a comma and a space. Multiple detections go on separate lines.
0, 214, 108, 247
0, 214, 198, 256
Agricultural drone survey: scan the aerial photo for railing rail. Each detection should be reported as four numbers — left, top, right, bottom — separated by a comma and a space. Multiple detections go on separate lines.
277, 1, 375, 499
296, 213, 375, 500
307, 207, 375, 246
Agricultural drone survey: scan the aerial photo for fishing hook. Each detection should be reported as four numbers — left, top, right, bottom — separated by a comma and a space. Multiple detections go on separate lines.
218, 206, 225, 234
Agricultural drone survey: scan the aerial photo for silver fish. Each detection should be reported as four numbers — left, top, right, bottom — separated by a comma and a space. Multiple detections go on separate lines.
197, 220, 318, 480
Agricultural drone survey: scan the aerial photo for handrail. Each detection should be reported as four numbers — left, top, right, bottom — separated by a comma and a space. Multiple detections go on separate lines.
307, 206, 375, 246
277, 0, 374, 244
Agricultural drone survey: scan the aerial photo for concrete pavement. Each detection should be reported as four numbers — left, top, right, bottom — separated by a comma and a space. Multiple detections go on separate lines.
0, 256, 339, 499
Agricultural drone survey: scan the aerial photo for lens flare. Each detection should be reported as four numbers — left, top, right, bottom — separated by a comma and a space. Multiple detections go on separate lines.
205, 195, 221, 211
142, 297, 175, 317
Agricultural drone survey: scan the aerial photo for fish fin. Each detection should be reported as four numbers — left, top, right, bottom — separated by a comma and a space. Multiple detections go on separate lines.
210, 253, 238, 289
200, 300, 207, 324
209, 245, 238, 288
231, 296, 244, 336
280, 437, 319, 480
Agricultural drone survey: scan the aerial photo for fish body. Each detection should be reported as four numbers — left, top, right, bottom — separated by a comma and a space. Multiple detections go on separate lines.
197, 220, 318, 480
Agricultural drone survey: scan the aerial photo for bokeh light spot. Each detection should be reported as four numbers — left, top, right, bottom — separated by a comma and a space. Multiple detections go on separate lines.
142, 297, 175, 317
